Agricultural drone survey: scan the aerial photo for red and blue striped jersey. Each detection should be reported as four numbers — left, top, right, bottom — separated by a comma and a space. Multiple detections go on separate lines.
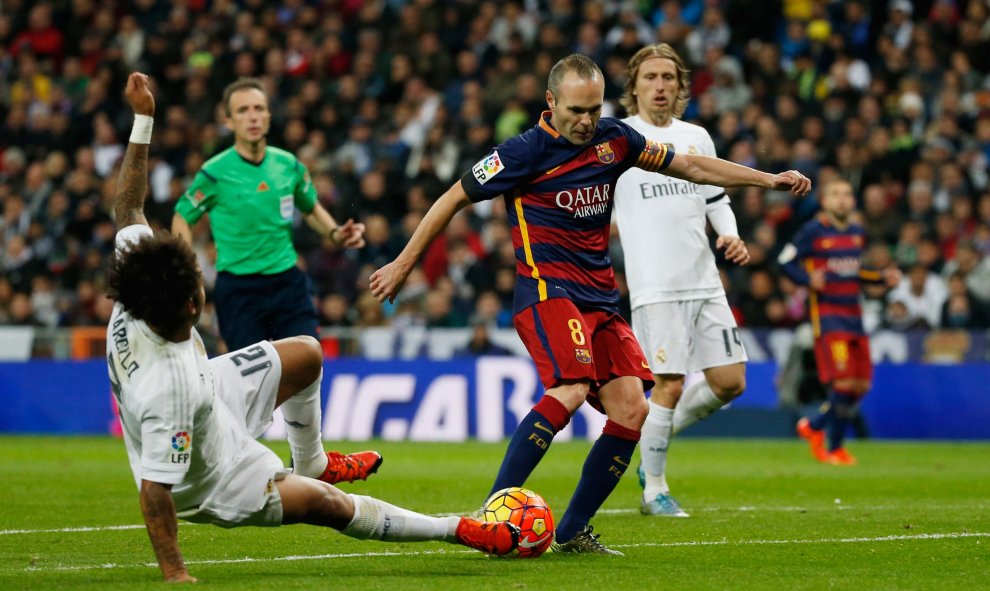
778, 214, 883, 337
460, 111, 674, 314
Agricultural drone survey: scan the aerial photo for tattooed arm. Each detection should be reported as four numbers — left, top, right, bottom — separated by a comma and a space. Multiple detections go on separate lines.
115, 72, 156, 228
140, 479, 197, 583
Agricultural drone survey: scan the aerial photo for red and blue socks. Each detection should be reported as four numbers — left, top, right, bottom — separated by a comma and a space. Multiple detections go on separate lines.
488, 396, 571, 495
828, 390, 859, 451
555, 420, 640, 543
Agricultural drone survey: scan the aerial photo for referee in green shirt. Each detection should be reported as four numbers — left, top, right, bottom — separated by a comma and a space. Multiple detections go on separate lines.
172, 78, 365, 350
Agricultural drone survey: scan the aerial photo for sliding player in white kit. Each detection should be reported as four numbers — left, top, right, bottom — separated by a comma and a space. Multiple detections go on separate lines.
106, 73, 518, 583
614, 45, 749, 517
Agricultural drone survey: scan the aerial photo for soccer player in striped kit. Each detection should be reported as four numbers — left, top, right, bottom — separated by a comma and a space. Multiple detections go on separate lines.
371, 54, 810, 554
779, 179, 900, 465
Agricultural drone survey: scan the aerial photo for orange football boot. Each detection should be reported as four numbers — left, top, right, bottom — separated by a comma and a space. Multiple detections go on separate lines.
824, 448, 857, 466
316, 451, 383, 484
796, 418, 828, 462
455, 518, 520, 556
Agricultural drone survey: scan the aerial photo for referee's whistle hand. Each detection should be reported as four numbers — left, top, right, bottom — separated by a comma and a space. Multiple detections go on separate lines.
337, 219, 367, 249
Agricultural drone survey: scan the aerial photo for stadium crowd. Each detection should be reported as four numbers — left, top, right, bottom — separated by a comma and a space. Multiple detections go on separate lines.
2, 0, 990, 353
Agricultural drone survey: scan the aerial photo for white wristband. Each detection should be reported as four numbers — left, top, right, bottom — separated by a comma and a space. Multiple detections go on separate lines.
129, 114, 154, 144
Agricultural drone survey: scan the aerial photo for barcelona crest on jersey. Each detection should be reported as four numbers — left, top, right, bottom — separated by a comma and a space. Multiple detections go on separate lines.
595, 142, 615, 164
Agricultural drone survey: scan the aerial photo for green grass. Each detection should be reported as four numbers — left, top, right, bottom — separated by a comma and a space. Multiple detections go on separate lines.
1, 436, 988, 590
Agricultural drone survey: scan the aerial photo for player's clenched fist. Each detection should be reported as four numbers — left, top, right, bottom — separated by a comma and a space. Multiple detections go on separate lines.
124, 72, 155, 116
770, 170, 811, 196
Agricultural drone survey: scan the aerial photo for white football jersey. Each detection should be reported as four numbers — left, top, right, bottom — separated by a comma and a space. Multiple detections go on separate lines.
107, 225, 246, 513
614, 115, 729, 308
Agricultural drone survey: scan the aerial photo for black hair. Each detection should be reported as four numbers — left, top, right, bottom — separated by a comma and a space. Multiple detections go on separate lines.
107, 232, 201, 335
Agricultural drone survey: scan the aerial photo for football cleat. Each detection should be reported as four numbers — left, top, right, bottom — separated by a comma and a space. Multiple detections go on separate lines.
824, 448, 857, 466
641, 493, 689, 517
551, 525, 624, 556
797, 418, 828, 462
316, 450, 383, 484
455, 517, 520, 556
636, 464, 688, 517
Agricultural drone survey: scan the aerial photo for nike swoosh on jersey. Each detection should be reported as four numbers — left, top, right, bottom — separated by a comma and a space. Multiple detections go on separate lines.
518, 532, 552, 549
612, 455, 629, 467
545, 165, 562, 175
534, 421, 555, 436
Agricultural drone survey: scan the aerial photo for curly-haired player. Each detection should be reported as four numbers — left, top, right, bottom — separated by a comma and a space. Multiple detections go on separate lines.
108, 73, 518, 583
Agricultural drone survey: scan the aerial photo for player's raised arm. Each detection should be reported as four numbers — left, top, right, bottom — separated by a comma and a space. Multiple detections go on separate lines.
369, 180, 472, 303
115, 72, 155, 230
663, 151, 812, 196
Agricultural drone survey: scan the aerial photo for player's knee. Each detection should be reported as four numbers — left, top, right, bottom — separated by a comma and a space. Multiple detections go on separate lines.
291, 335, 323, 385
711, 374, 745, 401
610, 395, 649, 429
550, 381, 591, 412
312, 484, 354, 524
655, 379, 684, 401
631, 396, 650, 427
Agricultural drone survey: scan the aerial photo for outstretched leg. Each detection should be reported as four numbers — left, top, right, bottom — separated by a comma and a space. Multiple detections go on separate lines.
275, 475, 519, 555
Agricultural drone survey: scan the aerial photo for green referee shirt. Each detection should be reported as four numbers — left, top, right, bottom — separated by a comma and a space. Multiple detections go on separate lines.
176, 146, 317, 275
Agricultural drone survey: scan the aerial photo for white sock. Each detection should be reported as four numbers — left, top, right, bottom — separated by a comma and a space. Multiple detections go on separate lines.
641, 401, 674, 499
342, 494, 459, 542
672, 381, 724, 436
280, 374, 328, 478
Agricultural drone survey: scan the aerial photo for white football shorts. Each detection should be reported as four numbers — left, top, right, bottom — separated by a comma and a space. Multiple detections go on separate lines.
632, 297, 748, 376
181, 340, 289, 527
210, 340, 283, 438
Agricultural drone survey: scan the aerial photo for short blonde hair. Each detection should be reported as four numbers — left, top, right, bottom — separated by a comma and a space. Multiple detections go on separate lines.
620, 44, 691, 118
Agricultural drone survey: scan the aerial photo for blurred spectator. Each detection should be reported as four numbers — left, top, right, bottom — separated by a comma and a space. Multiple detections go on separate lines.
455, 317, 513, 357
888, 264, 949, 328
0, 0, 988, 341
942, 241, 990, 305
319, 293, 353, 329
940, 272, 990, 329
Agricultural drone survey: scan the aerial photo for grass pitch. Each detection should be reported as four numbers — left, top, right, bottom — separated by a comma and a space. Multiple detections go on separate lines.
1, 436, 988, 590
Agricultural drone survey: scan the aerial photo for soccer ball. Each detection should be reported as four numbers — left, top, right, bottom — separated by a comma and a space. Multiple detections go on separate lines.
481, 487, 555, 558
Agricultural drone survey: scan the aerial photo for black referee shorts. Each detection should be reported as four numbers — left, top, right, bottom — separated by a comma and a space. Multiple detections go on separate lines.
214, 266, 320, 351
